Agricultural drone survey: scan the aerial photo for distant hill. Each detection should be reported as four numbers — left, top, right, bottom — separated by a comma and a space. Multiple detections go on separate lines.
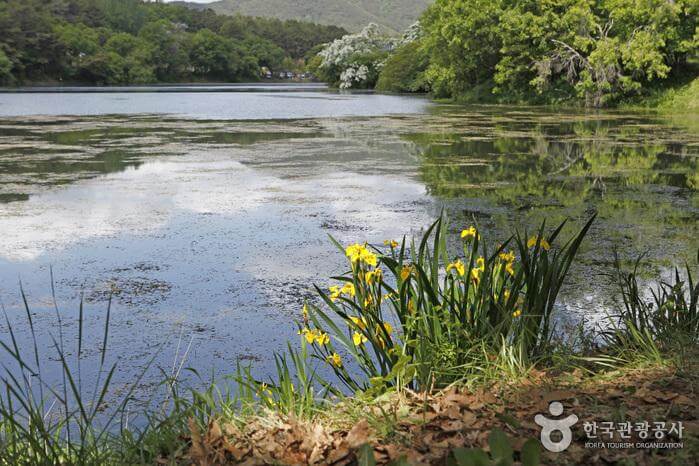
181, 0, 432, 34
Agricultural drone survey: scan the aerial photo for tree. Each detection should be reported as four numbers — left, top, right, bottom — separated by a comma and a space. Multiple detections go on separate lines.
0, 49, 13, 84
316, 24, 395, 89
420, 0, 503, 98
138, 20, 190, 81
104, 33, 155, 84
376, 23, 429, 93
0, 0, 60, 80
190, 29, 235, 78
417, 0, 698, 106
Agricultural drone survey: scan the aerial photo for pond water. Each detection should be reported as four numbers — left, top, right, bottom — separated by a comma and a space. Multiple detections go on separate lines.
0, 86, 697, 400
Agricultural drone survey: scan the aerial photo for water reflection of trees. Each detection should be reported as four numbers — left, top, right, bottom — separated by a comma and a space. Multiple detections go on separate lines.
408, 117, 698, 265
410, 121, 697, 205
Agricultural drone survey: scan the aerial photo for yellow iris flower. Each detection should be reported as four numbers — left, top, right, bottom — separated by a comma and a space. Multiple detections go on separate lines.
329, 285, 341, 302
341, 282, 355, 297
353, 332, 368, 346
315, 332, 330, 345
366, 268, 383, 285
471, 267, 481, 283
400, 265, 412, 281
350, 316, 368, 330
383, 239, 399, 249
512, 309, 522, 318
460, 226, 479, 241
499, 251, 516, 263
527, 236, 551, 250
505, 262, 515, 276
299, 328, 330, 345
476, 257, 485, 271
327, 352, 342, 368
446, 259, 466, 276
376, 322, 393, 334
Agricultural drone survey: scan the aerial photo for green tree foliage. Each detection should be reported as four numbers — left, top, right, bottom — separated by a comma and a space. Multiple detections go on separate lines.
375, 41, 429, 93
0, 0, 346, 85
419, 0, 698, 106
0, 50, 13, 85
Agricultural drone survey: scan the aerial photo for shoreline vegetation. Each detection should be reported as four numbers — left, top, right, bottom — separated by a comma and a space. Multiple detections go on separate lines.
1, 215, 697, 465
0, 0, 345, 87
309, 0, 697, 110
1, 1, 696, 112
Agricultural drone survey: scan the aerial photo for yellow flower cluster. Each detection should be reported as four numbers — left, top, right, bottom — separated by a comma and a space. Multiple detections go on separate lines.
527, 236, 551, 250
345, 243, 378, 266
499, 251, 516, 263
299, 328, 330, 345
447, 256, 487, 284
512, 309, 522, 318
349, 318, 393, 347
498, 250, 516, 276
383, 239, 399, 249
329, 282, 355, 302
400, 264, 413, 281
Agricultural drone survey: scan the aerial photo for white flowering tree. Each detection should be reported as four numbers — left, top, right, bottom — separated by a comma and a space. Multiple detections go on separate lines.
315, 24, 397, 89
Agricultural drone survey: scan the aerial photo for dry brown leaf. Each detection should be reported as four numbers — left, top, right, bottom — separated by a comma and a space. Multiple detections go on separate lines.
438, 420, 464, 433
346, 419, 371, 448
673, 394, 694, 405
461, 410, 477, 425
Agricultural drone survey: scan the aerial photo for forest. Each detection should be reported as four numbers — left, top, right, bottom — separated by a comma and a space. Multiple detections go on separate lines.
313, 0, 698, 107
0, 0, 346, 85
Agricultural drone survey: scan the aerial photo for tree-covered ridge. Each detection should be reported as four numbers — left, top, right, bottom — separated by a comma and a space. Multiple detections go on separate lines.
187, 0, 432, 35
0, 0, 346, 85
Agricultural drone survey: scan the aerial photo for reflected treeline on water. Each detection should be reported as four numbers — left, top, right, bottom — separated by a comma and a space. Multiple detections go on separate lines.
0, 117, 327, 202
407, 109, 698, 308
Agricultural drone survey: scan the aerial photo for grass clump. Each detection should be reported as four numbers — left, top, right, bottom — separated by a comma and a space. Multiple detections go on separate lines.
605, 252, 699, 364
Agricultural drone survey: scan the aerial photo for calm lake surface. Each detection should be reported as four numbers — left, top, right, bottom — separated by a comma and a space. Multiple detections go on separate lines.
0, 85, 697, 396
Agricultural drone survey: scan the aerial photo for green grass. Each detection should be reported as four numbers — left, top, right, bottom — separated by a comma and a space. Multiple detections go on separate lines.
619, 65, 699, 113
